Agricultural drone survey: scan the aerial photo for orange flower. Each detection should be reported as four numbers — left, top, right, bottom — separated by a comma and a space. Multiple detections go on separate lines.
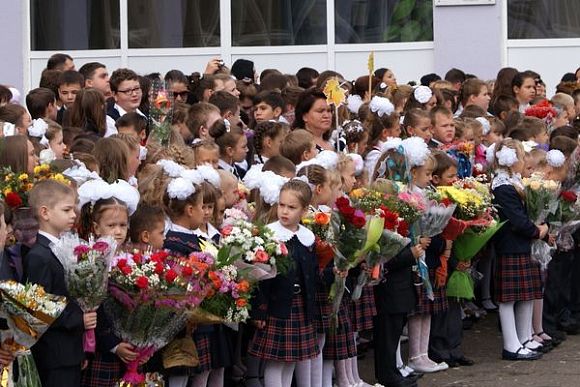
314, 212, 330, 225
236, 298, 248, 308
237, 280, 250, 293
208, 271, 222, 289
154, 91, 170, 110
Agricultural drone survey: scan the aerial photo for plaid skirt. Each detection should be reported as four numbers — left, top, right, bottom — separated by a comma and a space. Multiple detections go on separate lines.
495, 253, 543, 303
249, 294, 319, 362
323, 297, 357, 360
350, 285, 377, 331
314, 285, 332, 333
81, 352, 123, 387
412, 268, 448, 315
194, 333, 212, 372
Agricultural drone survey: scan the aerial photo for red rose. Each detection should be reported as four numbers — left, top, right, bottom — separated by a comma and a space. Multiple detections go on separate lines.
341, 205, 355, 219
254, 249, 270, 263
182, 266, 193, 277
398, 220, 409, 237
5, 192, 22, 209
151, 251, 169, 263
132, 253, 142, 264
117, 258, 128, 268
440, 198, 453, 207
561, 191, 577, 203
352, 215, 366, 229
136, 276, 149, 289
154, 262, 164, 275
120, 265, 132, 275
165, 269, 178, 283
335, 197, 350, 210
221, 225, 233, 236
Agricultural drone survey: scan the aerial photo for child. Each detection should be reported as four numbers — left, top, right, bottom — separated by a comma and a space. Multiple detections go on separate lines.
428, 107, 455, 149
129, 204, 166, 251
193, 140, 220, 169
210, 119, 248, 179
343, 119, 368, 155
186, 102, 221, 143
404, 108, 432, 144
512, 71, 537, 112
23, 180, 92, 387
400, 140, 449, 374
78, 182, 141, 386
193, 170, 222, 244
491, 95, 519, 121
253, 121, 289, 164
363, 110, 401, 178
491, 138, 547, 360
46, 120, 66, 160
249, 180, 319, 387
279, 129, 317, 165
115, 112, 148, 144
460, 78, 491, 112
218, 170, 240, 209
26, 87, 58, 121
56, 70, 84, 122
253, 90, 285, 123
92, 137, 131, 183
112, 133, 142, 186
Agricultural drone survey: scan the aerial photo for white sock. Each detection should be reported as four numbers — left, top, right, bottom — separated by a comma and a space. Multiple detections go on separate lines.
311, 334, 325, 387
294, 359, 312, 387
499, 302, 530, 354
168, 375, 189, 387
322, 359, 334, 387
334, 359, 350, 387
396, 339, 404, 368
264, 360, 286, 387
515, 300, 539, 349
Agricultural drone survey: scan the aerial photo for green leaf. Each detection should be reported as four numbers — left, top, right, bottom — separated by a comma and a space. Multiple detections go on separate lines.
400, 20, 422, 42
392, 0, 417, 22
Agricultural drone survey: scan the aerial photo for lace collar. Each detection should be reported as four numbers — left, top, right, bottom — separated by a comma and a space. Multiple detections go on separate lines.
267, 221, 315, 247
492, 169, 524, 191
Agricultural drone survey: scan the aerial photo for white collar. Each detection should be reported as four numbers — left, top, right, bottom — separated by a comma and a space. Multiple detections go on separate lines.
267, 221, 315, 247
38, 230, 61, 245
194, 223, 220, 239
114, 103, 145, 118
218, 158, 235, 173
492, 169, 524, 191
169, 222, 194, 235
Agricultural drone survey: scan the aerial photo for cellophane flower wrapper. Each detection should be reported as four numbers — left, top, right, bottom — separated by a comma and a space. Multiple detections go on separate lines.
0, 332, 41, 387
522, 175, 560, 224
50, 233, 116, 352
0, 281, 67, 387
106, 250, 206, 384
218, 219, 291, 281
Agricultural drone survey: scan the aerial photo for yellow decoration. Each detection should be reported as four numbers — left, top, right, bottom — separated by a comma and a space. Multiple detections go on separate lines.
367, 51, 374, 75
323, 78, 346, 107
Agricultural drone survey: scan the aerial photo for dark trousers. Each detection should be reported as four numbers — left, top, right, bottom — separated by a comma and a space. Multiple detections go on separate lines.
543, 250, 574, 332
429, 300, 464, 361
569, 246, 580, 315
373, 312, 407, 385
38, 366, 81, 387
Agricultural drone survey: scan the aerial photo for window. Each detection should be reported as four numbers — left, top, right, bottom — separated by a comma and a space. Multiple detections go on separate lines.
335, 0, 433, 43
128, 0, 220, 48
508, 0, 580, 39
231, 0, 327, 46
31, 0, 120, 50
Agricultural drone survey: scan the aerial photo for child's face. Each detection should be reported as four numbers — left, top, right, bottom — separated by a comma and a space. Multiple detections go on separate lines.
303, 142, 318, 161
93, 206, 128, 245
222, 179, 239, 208
472, 86, 491, 111
514, 78, 536, 104
49, 130, 66, 159
254, 102, 279, 122
485, 130, 503, 145
341, 161, 356, 193
533, 130, 549, 145
412, 165, 433, 189
187, 196, 205, 230
202, 203, 215, 224
277, 190, 306, 231
384, 123, 402, 139
433, 166, 457, 187
196, 148, 220, 169
231, 134, 248, 163
58, 83, 82, 108
127, 147, 141, 178
431, 113, 455, 144
114, 79, 142, 112
215, 196, 226, 225
408, 117, 432, 144
143, 220, 165, 251
27, 140, 39, 175
459, 127, 474, 142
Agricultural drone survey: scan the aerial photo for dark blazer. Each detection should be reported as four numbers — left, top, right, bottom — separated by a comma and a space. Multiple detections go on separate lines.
22, 234, 84, 370
374, 245, 417, 315
252, 236, 317, 321
492, 184, 539, 255
106, 101, 121, 122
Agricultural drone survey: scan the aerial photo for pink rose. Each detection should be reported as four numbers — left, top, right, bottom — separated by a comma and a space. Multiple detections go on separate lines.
254, 249, 270, 263
279, 243, 288, 256
221, 225, 233, 236
92, 241, 109, 253
73, 245, 90, 257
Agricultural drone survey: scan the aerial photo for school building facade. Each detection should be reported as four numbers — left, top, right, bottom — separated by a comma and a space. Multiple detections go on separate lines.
1, 0, 579, 95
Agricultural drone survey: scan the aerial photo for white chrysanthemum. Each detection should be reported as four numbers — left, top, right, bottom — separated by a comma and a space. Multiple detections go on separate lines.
496, 146, 518, 167
546, 149, 565, 168
167, 177, 195, 200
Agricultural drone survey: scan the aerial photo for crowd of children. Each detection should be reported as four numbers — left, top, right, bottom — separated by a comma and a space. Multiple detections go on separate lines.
0, 53, 579, 387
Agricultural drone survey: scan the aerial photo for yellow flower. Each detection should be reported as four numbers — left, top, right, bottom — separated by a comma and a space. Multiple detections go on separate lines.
18, 173, 28, 182
350, 188, 365, 199
3, 188, 12, 196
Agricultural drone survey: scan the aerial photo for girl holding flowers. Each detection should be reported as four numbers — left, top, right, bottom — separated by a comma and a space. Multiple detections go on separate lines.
249, 180, 319, 387
491, 138, 548, 361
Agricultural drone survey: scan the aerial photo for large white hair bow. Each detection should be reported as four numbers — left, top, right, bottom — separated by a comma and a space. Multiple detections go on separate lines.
77, 179, 140, 215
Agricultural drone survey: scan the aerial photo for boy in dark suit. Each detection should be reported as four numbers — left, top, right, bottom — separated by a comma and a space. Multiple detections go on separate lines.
23, 180, 97, 387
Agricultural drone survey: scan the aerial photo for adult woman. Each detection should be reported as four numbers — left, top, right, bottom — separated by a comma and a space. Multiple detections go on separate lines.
0, 135, 38, 174
375, 68, 398, 89
293, 89, 333, 151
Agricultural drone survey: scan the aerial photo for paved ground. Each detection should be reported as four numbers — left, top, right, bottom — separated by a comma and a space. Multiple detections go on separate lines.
358, 313, 580, 387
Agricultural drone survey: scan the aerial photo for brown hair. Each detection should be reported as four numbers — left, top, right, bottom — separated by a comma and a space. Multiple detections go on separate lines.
112, 133, 140, 152
29, 179, 75, 218
0, 104, 27, 129
280, 180, 312, 209
253, 121, 290, 155
110, 68, 139, 92
459, 104, 487, 119
129, 204, 165, 243
186, 102, 220, 139
402, 108, 430, 136
263, 155, 296, 176
73, 152, 99, 172
364, 111, 400, 154
550, 136, 578, 157
297, 164, 328, 187
92, 137, 129, 183
166, 144, 196, 168
66, 88, 106, 136
26, 88, 56, 119
279, 129, 314, 165
209, 90, 239, 115
171, 101, 190, 125
460, 78, 487, 106
209, 119, 245, 157
432, 150, 457, 177
0, 135, 29, 174
430, 106, 452, 126
79, 197, 128, 241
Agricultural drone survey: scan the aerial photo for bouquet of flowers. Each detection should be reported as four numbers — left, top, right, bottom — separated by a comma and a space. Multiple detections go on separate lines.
50, 233, 116, 353
441, 141, 475, 178
329, 197, 370, 328
0, 281, 67, 387
148, 79, 174, 146
437, 178, 501, 299
105, 250, 205, 384
219, 219, 290, 281
547, 190, 580, 253
302, 209, 335, 269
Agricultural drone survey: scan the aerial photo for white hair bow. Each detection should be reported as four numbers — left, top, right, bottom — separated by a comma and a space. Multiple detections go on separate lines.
77, 178, 140, 215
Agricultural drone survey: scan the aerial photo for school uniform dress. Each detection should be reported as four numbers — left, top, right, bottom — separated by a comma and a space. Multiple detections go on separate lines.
218, 158, 245, 180
349, 276, 377, 331
249, 222, 319, 362
492, 176, 542, 303
164, 225, 213, 374
373, 246, 417, 386
23, 232, 85, 387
